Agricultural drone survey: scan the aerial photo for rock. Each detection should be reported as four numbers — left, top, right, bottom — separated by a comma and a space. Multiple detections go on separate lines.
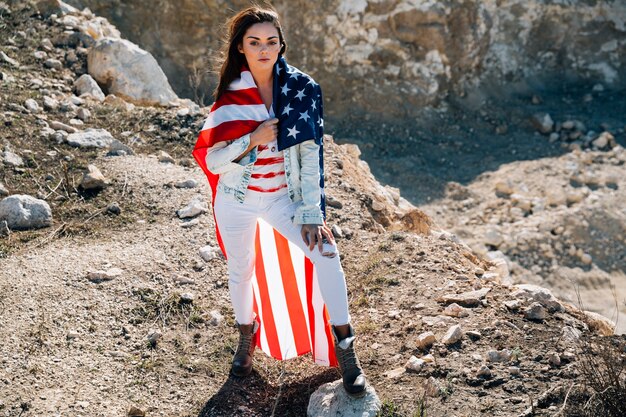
0, 182, 8, 197
443, 303, 469, 318
0, 51, 19, 67
159, 151, 175, 163
43, 96, 59, 111
147, 329, 162, 345
174, 179, 197, 189
487, 349, 511, 363
384, 367, 406, 378
583, 311, 615, 336
80, 165, 108, 190
177, 195, 208, 219
326, 195, 343, 209
331, 224, 343, 239
484, 227, 503, 247
442, 325, 464, 345
592, 131, 615, 149
504, 300, 521, 311
307, 379, 381, 417
77, 107, 91, 121
180, 218, 199, 228
199, 245, 219, 261
477, 365, 492, 379
209, 310, 223, 326
2, 150, 23, 167
466, 331, 482, 341
416, 331, 436, 349
74, 74, 105, 101
87, 268, 122, 283
44, 58, 63, 69
66, 330, 80, 340
512, 284, 563, 312
524, 302, 547, 321
67, 128, 115, 148
422, 354, 435, 363
531, 113, 554, 134
88, 38, 178, 105
548, 352, 561, 367
0, 195, 52, 230
423, 377, 441, 397
180, 293, 194, 303
106, 202, 121, 215
24, 98, 40, 113
405, 356, 426, 372
36, 0, 79, 17
108, 139, 134, 156
49, 120, 79, 133
562, 326, 581, 343
127, 405, 146, 417
437, 288, 490, 307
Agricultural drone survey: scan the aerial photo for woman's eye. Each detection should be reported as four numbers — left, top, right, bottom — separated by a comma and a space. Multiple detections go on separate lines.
250, 41, 258, 46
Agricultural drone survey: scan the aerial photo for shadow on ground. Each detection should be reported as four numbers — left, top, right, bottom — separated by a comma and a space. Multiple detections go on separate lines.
198, 368, 340, 417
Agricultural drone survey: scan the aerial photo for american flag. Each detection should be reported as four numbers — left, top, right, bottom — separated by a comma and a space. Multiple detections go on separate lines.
192, 57, 336, 366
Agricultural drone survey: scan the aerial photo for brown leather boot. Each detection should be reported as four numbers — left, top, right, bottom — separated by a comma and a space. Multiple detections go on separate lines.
231, 321, 258, 377
332, 324, 367, 397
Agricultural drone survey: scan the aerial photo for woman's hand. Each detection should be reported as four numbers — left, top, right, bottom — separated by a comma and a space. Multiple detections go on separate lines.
250, 118, 279, 147
301, 224, 335, 253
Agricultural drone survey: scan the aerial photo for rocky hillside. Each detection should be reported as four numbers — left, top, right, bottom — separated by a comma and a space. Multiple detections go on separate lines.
1, 2, 625, 417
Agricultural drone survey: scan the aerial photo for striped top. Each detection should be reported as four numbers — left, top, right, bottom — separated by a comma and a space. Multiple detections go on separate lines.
247, 105, 288, 195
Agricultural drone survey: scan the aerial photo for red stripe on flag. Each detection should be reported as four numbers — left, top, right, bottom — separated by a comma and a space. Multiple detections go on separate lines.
305, 258, 316, 363
273, 229, 310, 356
251, 171, 285, 179
211, 87, 263, 111
324, 305, 338, 367
254, 224, 282, 359
255, 157, 284, 166
247, 184, 288, 193
253, 296, 262, 349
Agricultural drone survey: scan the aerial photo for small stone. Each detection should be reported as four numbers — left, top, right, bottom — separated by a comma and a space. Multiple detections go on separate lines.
44, 58, 63, 69
33, 50, 47, 60
416, 331, 436, 349
562, 326, 581, 343
504, 300, 521, 311
174, 179, 198, 189
87, 268, 122, 283
69, 118, 84, 126
49, 120, 78, 133
24, 98, 40, 113
580, 253, 592, 265
209, 310, 224, 326
524, 302, 547, 321
548, 352, 561, 367
466, 331, 482, 341
43, 96, 59, 111
443, 303, 469, 318
74, 74, 105, 101
326, 195, 343, 209
67, 330, 80, 340
177, 195, 208, 219
106, 202, 121, 215
423, 377, 441, 397
437, 288, 490, 307
180, 293, 194, 303
180, 218, 199, 228
487, 349, 512, 363
0, 182, 8, 197
531, 113, 554, 134
159, 151, 175, 164
484, 227, 503, 247
0, 51, 19, 67
384, 367, 406, 378
127, 405, 146, 417
477, 365, 492, 379
331, 224, 343, 239
509, 366, 521, 376
199, 245, 219, 262
80, 165, 107, 190
147, 329, 162, 345
2, 150, 24, 167
405, 355, 426, 372
442, 324, 464, 345
422, 354, 435, 363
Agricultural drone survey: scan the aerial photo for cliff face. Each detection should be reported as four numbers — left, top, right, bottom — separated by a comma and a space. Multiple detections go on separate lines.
64, 0, 626, 128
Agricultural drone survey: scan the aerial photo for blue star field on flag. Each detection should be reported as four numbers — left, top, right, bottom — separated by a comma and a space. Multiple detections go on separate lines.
272, 56, 326, 217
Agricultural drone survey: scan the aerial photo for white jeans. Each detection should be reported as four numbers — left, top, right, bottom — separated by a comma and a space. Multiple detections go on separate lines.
213, 190, 351, 326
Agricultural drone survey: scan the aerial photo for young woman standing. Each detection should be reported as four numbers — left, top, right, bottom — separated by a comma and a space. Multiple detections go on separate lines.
193, 6, 367, 397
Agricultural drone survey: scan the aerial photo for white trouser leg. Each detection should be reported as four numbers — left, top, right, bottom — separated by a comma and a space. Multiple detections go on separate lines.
213, 191, 259, 325
261, 194, 352, 325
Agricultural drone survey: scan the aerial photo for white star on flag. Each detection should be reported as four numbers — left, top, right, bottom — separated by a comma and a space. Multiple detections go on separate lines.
290, 71, 300, 79
307, 78, 316, 86
295, 89, 306, 101
281, 84, 291, 96
287, 125, 300, 139
311, 99, 317, 110
282, 103, 293, 116
299, 110, 310, 122
318, 118, 324, 128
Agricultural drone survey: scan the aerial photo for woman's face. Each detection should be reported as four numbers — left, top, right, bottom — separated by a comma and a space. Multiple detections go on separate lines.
238, 22, 281, 74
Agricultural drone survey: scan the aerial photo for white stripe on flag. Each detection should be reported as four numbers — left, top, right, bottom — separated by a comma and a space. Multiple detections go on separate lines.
202, 104, 268, 130
288, 240, 311, 347
311, 267, 330, 365
258, 219, 297, 359
228, 71, 256, 91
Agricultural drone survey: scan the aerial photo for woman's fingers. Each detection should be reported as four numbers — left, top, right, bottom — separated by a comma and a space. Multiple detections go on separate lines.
301, 227, 310, 247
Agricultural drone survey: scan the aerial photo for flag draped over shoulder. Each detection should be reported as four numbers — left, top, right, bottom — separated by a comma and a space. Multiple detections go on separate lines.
192, 56, 336, 367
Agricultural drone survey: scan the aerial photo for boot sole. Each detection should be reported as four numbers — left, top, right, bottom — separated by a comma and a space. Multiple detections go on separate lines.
230, 366, 253, 377
344, 385, 367, 399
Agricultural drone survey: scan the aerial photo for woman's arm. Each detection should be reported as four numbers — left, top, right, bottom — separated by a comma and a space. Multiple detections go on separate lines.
293, 139, 325, 225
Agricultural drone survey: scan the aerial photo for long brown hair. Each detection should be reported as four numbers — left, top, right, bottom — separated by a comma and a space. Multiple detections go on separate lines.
213, 5, 287, 100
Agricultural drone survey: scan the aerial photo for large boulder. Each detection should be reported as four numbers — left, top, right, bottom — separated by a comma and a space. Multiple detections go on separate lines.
0, 195, 52, 230
87, 38, 178, 106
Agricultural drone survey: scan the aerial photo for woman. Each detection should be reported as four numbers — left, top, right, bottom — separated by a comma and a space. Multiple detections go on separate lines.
192, 6, 366, 397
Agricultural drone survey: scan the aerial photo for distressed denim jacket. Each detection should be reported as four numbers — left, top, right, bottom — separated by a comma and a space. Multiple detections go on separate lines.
205, 133, 325, 225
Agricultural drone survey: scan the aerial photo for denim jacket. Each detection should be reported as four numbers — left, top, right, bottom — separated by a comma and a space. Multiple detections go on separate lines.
205, 133, 325, 225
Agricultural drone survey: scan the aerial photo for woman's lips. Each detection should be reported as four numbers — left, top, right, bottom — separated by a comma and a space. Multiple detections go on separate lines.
259, 58, 270, 62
